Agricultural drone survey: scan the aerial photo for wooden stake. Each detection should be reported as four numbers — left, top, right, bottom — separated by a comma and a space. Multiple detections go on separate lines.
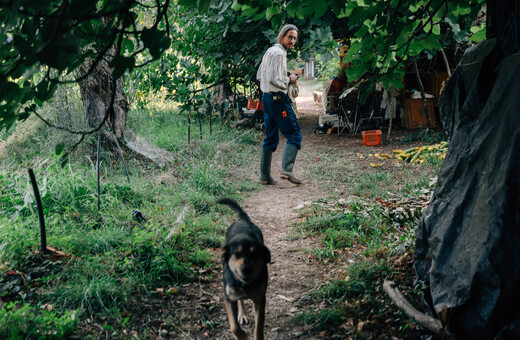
28, 168, 47, 253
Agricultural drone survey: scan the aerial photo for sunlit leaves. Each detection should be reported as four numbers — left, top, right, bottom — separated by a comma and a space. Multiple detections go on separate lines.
0, 0, 489, 132
470, 25, 486, 43
131, 0, 274, 109
239, 0, 487, 91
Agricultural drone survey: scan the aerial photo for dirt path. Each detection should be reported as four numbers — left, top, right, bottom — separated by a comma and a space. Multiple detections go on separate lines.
239, 83, 331, 339
167, 81, 363, 339
215, 82, 339, 339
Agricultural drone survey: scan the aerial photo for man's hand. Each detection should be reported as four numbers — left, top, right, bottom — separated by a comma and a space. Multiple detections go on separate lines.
289, 74, 298, 84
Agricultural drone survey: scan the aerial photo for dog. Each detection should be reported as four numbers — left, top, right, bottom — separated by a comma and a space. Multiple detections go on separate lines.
218, 198, 271, 340
312, 90, 322, 105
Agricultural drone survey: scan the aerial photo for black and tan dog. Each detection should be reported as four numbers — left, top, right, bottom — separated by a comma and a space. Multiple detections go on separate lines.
218, 198, 271, 340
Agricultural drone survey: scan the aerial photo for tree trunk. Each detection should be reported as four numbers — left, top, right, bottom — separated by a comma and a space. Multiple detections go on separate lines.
77, 55, 128, 139
77, 16, 128, 139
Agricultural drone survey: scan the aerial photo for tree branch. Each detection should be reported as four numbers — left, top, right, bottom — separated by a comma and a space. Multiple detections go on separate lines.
383, 278, 443, 335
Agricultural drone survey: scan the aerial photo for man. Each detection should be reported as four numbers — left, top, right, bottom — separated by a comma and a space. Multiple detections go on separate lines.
330, 61, 351, 94
256, 24, 302, 185
323, 61, 351, 114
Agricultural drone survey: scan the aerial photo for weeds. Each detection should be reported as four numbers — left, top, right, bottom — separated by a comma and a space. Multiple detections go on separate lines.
293, 135, 443, 338
0, 302, 79, 339
293, 259, 421, 338
0, 104, 260, 337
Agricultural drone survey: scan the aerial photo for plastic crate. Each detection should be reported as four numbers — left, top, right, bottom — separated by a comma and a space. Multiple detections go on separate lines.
362, 130, 382, 146
247, 99, 263, 111
246, 99, 258, 110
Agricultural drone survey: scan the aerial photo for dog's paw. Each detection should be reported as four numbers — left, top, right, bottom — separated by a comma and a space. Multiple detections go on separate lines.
238, 314, 249, 325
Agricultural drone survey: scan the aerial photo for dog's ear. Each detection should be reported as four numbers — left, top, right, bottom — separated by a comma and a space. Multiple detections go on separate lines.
262, 245, 271, 264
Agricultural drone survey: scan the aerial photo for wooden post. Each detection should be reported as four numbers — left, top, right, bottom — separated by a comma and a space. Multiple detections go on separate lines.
28, 168, 47, 253
96, 133, 101, 210
411, 56, 431, 131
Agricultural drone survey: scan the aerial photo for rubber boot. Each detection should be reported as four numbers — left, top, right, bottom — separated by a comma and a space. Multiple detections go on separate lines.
280, 144, 302, 185
259, 148, 277, 185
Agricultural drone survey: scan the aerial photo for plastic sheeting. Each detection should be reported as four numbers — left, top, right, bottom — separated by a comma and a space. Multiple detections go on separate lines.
414, 38, 520, 339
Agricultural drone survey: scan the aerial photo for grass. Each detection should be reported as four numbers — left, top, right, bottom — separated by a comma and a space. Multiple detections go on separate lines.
0, 96, 261, 337
293, 134, 444, 338
1, 81, 445, 338
292, 260, 421, 339
0, 302, 79, 339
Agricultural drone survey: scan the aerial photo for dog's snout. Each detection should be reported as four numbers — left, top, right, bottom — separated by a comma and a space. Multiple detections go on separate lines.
241, 258, 253, 275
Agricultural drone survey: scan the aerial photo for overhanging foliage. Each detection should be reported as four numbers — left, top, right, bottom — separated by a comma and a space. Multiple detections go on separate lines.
1, 0, 486, 133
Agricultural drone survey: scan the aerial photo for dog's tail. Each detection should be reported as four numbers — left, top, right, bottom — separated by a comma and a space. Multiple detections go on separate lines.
217, 198, 251, 222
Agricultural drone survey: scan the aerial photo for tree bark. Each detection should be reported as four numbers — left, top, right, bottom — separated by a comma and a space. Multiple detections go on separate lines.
77, 55, 128, 139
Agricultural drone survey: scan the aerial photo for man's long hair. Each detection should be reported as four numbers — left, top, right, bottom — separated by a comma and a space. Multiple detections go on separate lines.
277, 24, 298, 44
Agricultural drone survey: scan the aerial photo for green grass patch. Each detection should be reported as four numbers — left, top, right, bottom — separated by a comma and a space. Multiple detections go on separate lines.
0, 302, 79, 339
293, 260, 392, 330
293, 259, 419, 338
291, 134, 443, 338
0, 103, 261, 336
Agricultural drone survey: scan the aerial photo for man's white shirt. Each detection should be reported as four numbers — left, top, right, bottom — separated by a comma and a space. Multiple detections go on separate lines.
257, 43, 290, 93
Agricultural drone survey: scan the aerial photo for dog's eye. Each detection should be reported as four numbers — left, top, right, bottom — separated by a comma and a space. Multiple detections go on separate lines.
250, 246, 256, 253
234, 245, 243, 255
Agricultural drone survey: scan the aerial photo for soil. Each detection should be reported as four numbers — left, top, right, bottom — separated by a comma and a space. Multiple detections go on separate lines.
72, 81, 419, 339
141, 81, 406, 340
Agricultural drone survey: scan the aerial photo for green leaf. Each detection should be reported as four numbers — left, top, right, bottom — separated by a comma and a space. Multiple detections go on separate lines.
69, 0, 97, 17
270, 13, 283, 30
242, 6, 258, 18
266, 6, 275, 20
285, 0, 299, 17
453, 4, 471, 16
55, 143, 65, 156
380, 71, 404, 90
345, 62, 369, 82
110, 55, 135, 79
60, 152, 70, 168
199, 0, 211, 12
313, 0, 328, 18
35, 80, 57, 103
419, 34, 442, 51
423, 22, 431, 33
21, 20, 36, 41
470, 26, 486, 43
140, 28, 171, 59
13, 34, 33, 54
432, 23, 441, 35
359, 80, 374, 104
409, 3, 422, 13
122, 38, 134, 54
21, 0, 56, 12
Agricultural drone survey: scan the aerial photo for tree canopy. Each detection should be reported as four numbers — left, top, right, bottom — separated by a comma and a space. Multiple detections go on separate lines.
1, 0, 486, 132
1, 0, 171, 132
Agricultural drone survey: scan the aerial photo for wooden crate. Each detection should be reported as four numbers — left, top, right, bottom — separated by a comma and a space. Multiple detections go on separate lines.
405, 98, 435, 129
